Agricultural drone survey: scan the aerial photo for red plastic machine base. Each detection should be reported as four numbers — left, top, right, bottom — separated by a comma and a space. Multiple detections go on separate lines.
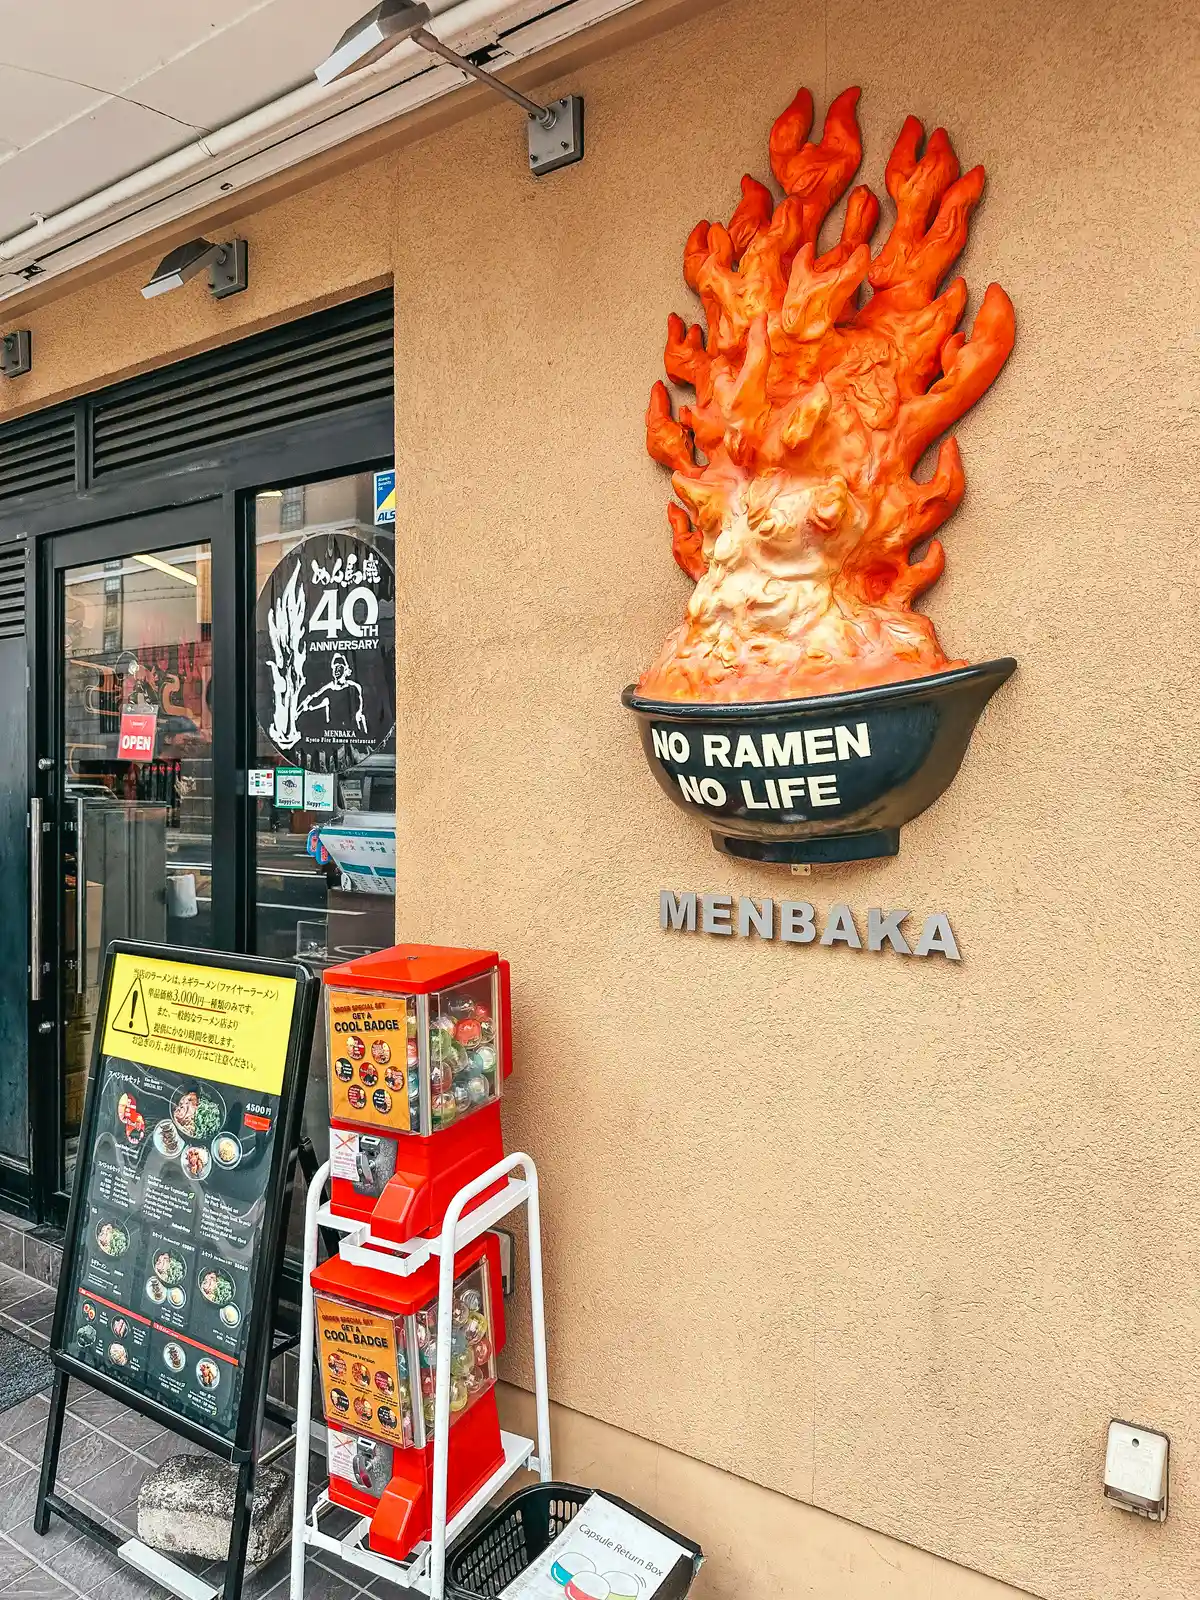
328, 1394, 505, 1563
329, 1101, 506, 1244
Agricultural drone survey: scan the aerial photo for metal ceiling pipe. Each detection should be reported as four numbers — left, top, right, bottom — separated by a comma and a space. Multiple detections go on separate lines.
0, 0, 600, 280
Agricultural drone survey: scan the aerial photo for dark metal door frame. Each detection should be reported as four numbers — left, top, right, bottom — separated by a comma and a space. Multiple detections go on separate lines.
13, 408, 394, 1224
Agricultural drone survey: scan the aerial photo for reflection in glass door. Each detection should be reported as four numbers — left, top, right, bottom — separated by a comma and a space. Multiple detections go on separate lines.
60, 542, 213, 1188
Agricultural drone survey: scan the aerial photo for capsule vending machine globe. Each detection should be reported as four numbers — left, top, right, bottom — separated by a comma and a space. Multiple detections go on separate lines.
317, 945, 514, 1559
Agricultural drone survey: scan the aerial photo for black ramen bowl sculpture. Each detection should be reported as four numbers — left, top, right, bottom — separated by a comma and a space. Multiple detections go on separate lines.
622, 658, 1016, 864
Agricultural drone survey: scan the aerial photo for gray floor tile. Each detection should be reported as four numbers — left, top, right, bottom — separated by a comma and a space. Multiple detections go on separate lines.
312, 1506, 357, 1541
0, 1234, 27, 1276
74, 1491, 138, 1541
301, 1562, 368, 1600
1, 1293, 57, 1328
0, 1456, 26, 1496
0, 1283, 42, 1318
5, 1506, 82, 1562
6, 1415, 90, 1469
244, 1547, 341, 1600
59, 1396, 124, 1432
0, 1539, 35, 1590
0, 1476, 38, 1536
57, 1436, 128, 1492
67, 1459, 150, 1522
20, 1245, 52, 1289
0, 1569, 74, 1600
95, 1417, 160, 1456
88, 1577, 169, 1600
0, 1398, 49, 1445
47, 1531, 133, 1593
124, 1436, 179, 1470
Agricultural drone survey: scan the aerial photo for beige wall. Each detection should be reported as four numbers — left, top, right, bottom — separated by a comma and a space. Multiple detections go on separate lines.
6, 1, 1200, 1596
497, 1385, 1034, 1599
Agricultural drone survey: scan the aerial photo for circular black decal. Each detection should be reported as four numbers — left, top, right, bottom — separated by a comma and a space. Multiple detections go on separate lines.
255, 532, 395, 771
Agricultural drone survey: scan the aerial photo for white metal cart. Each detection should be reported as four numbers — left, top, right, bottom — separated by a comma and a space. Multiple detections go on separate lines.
288, 1152, 552, 1600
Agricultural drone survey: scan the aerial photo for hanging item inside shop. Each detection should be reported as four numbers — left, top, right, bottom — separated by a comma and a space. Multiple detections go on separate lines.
624, 87, 1017, 864
255, 530, 395, 772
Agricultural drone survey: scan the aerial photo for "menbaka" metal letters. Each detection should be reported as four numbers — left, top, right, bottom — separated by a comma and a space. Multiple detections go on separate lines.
660, 891, 960, 960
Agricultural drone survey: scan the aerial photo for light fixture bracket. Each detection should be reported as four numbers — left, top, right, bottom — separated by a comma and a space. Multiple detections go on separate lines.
209, 239, 249, 299
0, 329, 31, 379
527, 96, 585, 176
317, 5, 585, 175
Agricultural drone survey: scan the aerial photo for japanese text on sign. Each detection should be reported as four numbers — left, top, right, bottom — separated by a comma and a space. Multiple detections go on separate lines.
101, 953, 297, 1096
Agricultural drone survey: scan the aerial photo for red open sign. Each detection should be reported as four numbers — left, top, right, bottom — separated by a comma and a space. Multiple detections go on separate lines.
117, 710, 158, 763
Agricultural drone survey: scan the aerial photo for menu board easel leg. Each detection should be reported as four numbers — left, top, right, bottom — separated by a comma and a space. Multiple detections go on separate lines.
220, 1458, 256, 1600
34, 1370, 70, 1536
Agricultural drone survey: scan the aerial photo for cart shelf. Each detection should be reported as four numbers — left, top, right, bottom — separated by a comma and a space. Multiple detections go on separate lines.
289, 1153, 552, 1600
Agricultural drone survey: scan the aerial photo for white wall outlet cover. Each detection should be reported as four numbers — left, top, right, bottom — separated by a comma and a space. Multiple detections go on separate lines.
1104, 1420, 1169, 1520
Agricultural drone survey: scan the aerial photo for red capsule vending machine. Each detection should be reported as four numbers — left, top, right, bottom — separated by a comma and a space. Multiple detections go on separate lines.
290, 945, 552, 1600
323, 945, 512, 1241
312, 1234, 506, 1557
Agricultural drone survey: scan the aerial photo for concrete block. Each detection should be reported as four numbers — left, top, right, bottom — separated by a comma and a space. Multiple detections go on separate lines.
137, 1454, 292, 1566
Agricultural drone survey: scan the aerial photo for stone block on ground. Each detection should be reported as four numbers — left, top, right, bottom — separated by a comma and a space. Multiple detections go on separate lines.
137, 1454, 292, 1566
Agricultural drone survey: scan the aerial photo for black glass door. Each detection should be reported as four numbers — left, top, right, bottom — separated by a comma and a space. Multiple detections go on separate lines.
34, 501, 236, 1212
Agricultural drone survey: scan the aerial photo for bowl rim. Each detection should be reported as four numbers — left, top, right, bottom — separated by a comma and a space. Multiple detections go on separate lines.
621, 657, 1017, 719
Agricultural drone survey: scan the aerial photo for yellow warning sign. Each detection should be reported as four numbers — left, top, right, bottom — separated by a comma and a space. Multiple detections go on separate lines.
101, 952, 297, 1095
111, 975, 150, 1037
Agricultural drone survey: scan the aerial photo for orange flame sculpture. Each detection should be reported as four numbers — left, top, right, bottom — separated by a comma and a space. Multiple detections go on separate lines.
638, 87, 1015, 703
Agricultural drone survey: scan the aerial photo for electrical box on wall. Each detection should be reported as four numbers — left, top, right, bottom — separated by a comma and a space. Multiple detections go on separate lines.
1104, 1420, 1169, 1521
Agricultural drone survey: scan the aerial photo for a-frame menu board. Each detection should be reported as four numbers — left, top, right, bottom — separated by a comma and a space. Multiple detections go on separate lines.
38, 941, 317, 1600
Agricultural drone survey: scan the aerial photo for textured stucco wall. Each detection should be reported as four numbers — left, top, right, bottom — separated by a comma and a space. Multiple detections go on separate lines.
387, 3, 1200, 1596
5, 0, 1199, 1595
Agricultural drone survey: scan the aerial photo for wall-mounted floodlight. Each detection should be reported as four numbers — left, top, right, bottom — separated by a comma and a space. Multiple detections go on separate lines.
141, 238, 248, 301
315, 1, 584, 175
0, 330, 31, 379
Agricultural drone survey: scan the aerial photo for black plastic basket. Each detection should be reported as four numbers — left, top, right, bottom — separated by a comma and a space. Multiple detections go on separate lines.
446, 1481, 703, 1599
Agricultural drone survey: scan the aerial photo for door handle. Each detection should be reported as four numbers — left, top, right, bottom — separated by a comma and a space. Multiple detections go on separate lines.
75, 797, 87, 996
29, 798, 42, 1002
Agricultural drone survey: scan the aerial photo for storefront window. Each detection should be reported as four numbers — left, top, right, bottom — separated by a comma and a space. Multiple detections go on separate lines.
253, 471, 395, 965
251, 470, 396, 1217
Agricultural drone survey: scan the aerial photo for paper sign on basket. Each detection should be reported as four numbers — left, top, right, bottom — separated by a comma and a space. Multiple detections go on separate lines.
500, 1494, 694, 1600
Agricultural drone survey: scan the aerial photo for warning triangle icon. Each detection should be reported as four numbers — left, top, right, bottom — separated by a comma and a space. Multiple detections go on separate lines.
112, 976, 151, 1037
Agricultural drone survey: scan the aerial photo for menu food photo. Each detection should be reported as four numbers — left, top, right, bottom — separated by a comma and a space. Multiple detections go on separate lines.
58, 949, 306, 1447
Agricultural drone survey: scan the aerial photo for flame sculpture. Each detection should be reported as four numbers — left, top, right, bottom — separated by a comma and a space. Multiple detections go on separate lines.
638, 87, 1015, 703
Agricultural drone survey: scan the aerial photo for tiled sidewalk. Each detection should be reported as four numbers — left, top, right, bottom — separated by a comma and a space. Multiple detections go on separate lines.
0, 1264, 395, 1600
